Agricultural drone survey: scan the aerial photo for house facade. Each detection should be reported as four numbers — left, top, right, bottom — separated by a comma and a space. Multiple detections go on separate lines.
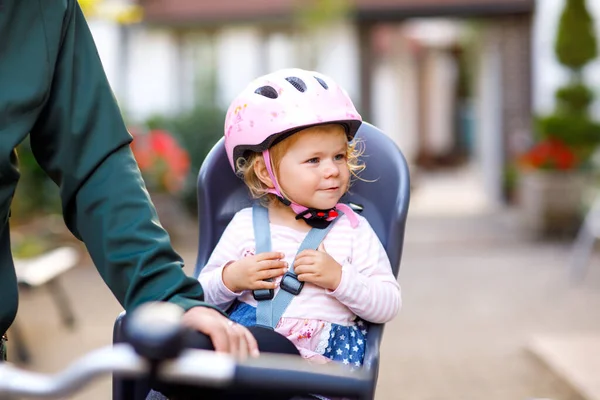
88, 0, 600, 208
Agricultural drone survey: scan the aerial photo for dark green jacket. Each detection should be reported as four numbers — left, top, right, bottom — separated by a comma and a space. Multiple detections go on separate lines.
0, 0, 213, 335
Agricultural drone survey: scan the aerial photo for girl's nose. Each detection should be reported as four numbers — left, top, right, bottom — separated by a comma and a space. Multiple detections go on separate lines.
323, 160, 340, 177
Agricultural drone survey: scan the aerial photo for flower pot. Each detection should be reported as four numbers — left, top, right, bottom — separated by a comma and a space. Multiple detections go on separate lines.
517, 169, 589, 238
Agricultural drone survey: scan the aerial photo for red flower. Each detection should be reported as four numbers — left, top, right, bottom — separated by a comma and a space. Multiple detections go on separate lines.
519, 138, 578, 170
130, 128, 190, 193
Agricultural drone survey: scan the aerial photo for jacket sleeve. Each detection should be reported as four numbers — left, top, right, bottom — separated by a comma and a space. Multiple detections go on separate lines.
29, 0, 218, 314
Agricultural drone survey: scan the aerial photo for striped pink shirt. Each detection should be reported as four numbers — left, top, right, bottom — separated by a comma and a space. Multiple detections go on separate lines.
198, 207, 401, 326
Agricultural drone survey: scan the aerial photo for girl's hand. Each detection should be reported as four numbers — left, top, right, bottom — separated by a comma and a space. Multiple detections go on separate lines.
293, 243, 342, 291
222, 252, 288, 293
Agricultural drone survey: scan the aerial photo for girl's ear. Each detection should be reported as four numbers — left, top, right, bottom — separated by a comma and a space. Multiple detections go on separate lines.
254, 156, 275, 189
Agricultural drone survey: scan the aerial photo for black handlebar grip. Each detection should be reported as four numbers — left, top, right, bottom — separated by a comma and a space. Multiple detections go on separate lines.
125, 302, 187, 361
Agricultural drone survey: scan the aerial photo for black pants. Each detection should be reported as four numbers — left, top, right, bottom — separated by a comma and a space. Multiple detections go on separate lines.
146, 326, 306, 400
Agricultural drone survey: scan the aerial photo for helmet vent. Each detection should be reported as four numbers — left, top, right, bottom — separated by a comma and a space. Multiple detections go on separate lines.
314, 76, 329, 89
254, 86, 279, 99
285, 77, 307, 92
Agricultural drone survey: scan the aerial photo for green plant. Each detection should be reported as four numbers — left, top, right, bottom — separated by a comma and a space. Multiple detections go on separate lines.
141, 105, 225, 214
555, 0, 597, 74
528, 0, 600, 170
556, 83, 594, 111
503, 163, 519, 202
12, 138, 62, 223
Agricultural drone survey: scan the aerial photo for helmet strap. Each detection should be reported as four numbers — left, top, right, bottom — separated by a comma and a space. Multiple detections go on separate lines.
294, 207, 339, 228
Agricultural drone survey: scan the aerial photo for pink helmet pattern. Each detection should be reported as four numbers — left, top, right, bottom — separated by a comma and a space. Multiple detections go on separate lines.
224, 68, 363, 172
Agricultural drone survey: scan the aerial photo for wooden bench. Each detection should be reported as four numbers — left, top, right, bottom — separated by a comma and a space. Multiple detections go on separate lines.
10, 246, 79, 363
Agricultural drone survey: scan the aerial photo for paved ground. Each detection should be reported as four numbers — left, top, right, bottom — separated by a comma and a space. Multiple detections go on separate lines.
7, 169, 600, 399
379, 212, 600, 400
529, 335, 600, 400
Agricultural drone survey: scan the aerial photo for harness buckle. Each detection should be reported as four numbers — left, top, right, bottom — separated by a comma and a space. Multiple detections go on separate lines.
252, 288, 274, 301
280, 272, 304, 295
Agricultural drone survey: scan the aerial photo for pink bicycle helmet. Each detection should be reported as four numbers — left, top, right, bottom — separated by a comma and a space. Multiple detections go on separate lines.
224, 68, 362, 172
224, 68, 363, 228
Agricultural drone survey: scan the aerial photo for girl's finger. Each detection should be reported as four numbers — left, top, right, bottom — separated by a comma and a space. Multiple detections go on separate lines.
256, 252, 285, 261
259, 267, 287, 280
257, 259, 287, 270
294, 254, 314, 266
252, 279, 279, 290
297, 273, 317, 283
294, 265, 314, 276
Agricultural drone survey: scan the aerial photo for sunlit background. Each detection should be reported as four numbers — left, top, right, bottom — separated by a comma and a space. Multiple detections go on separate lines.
8, 0, 600, 399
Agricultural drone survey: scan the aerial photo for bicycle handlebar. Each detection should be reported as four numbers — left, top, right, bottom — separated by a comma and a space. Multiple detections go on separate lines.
0, 303, 370, 399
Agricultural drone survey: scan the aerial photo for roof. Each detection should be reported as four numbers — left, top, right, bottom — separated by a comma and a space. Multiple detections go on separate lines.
139, 0, 535, 26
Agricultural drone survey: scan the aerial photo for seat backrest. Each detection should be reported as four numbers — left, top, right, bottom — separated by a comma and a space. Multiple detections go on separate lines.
194, 122, 410, 278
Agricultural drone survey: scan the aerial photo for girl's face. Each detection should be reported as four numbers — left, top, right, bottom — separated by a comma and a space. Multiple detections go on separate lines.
274, 125, 350, 210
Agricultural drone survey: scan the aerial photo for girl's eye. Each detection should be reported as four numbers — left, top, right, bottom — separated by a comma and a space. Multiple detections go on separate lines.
334, 154, 346, 161
306, 157, 319, 164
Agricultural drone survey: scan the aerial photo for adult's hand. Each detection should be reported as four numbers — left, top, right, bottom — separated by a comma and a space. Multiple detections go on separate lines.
181, 306, 259, 360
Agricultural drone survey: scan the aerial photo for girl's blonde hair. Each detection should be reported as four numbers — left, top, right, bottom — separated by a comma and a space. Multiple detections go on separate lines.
235, 124, 366, 204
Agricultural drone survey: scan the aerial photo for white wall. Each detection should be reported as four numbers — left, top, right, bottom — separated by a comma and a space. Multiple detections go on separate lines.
265, 32, 297, 72
475, 31, 504, 207
126, 28, 180, 120
372, 60, 403, 148
312, 23, 361, 102
89, 20, 181, 120
88, 20, 361, 121
424, 48, 457, 156
88, 19, 121, 95
394, 42, 420, 164
371, 36, 419, 162
214, 27, 264, 109
212, 23, 361, 114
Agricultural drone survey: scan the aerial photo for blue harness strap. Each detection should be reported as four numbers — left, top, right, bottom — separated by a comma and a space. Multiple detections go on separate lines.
252, 203, 340, 329
252, 205, 274, 303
